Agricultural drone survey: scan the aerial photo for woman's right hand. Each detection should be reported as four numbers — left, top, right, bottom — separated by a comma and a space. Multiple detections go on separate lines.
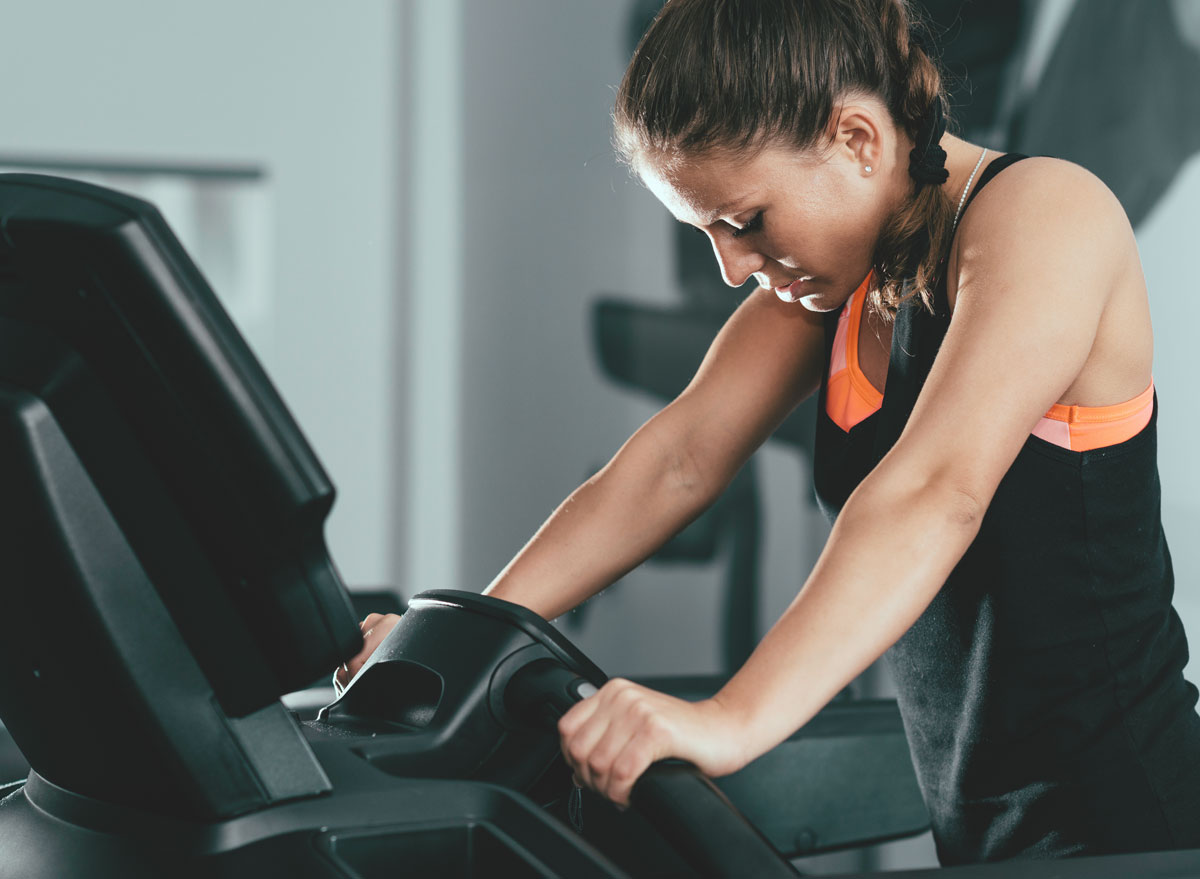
333, 612, 402, 695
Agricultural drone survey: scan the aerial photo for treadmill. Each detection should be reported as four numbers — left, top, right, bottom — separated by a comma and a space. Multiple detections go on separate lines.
0, 173, 1196, 878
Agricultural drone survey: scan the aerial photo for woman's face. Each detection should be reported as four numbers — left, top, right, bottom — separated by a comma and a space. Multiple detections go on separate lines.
637, 127, 898, 312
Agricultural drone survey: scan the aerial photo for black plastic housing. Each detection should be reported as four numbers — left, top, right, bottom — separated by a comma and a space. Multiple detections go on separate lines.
318, 590, 802, 878
0, 751, 626, 879
315, 590, 608, 789
0, 173, 361, 709
0, 173, 361, 817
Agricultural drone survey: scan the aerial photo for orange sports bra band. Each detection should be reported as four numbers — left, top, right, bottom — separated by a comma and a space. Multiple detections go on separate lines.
826, 276, 1154, 452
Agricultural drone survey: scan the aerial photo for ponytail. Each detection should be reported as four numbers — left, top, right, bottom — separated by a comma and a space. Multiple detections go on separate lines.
869, 0, 956, 318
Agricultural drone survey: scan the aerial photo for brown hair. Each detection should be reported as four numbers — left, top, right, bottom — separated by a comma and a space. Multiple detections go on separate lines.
614, 0, 955, 319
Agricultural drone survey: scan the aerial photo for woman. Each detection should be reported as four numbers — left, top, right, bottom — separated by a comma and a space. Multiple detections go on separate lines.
340, 0, 1200, 863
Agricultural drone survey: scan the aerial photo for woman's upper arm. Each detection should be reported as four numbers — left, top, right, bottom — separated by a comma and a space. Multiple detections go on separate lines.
654, 285, 829, 488
869, 158, 1133, 514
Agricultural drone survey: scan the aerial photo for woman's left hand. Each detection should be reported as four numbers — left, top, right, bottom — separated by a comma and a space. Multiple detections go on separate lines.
557, 678, 748, 809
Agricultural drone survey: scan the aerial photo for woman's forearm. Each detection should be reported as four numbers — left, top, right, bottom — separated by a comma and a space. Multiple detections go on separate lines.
483, 411, 726, 620
714, 471, 984, 767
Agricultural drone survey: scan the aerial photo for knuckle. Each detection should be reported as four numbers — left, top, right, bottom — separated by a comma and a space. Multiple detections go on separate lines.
642, 713, 668, 738
632, 698, 654, 719
368, 616, 400, 644
612, 758, 637, 783
615, 686, 641, 707
609, 677, 632, 692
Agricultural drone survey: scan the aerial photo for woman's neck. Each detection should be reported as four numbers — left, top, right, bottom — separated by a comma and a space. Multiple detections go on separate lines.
939, 133, 991, 211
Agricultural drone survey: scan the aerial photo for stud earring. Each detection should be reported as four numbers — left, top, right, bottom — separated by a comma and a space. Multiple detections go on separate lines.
864, 165, 873, 173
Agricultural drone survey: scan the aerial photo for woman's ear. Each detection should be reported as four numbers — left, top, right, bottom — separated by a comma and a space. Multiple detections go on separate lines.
831, 99, 888, 174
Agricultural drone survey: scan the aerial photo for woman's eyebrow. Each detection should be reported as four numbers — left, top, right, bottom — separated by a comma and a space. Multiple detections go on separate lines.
702, 192, 763, 225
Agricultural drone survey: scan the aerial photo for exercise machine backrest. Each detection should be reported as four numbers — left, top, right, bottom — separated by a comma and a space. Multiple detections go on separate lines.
0, 174, 361, 819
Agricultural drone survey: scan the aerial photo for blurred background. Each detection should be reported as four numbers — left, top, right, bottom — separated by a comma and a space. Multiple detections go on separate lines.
1, 0, 1197, 871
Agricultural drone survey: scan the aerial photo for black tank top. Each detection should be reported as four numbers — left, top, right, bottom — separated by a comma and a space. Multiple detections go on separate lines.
812, 153, 1200, 864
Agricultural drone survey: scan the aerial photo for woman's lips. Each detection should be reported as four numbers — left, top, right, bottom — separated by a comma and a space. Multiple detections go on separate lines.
774, 276, 814, 302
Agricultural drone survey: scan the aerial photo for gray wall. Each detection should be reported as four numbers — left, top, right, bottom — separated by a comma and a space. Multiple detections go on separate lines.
0, 0, 407, 590
451, 0, 737, 675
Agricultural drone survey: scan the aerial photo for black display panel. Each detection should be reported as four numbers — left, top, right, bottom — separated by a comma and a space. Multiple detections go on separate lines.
0, 173, 360, 813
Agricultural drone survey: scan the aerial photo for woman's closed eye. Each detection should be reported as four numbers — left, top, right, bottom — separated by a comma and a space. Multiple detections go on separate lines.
730, 211, 763, 239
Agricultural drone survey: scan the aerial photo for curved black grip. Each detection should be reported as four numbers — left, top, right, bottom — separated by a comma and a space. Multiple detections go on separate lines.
633, 763, 800, 878
505, 659, 799, 878
505, 658, 596, 729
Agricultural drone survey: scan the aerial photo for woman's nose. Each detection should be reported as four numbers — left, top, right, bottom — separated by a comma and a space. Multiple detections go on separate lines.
709, 233, 765, 288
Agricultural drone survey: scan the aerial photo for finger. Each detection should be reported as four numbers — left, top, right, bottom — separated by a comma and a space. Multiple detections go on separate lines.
346, 614, 403, 677
359, 613, 384, 632
341, 632, 383, 681
560, 679, 641, 793
559, 699, 603, 788
344, 644, 377, 680
606, 712, 664, 808
559, 676, 636, 736
357, 614, 381, 643
366, 614, 402, 644
332, 615, 395, 691
558, 689, 601, 787
587, 687, 656, 803
560, 699, 615, 792
557, 683, 601, 737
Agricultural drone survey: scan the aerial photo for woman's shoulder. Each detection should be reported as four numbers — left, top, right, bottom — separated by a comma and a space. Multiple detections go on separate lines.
943, 154, 1152, 412
959, 155, 1129, 244
948, 155, 1134, 310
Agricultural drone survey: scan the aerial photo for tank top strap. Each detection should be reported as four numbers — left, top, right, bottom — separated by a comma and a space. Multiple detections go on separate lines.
932, 153, 1031, 315
871, 152, 1033, 465
960, 152, 1030, 217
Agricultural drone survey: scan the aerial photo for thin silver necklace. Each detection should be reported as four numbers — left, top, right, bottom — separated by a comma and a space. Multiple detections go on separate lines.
952, 147, 989, 231
869, 145, 991, 347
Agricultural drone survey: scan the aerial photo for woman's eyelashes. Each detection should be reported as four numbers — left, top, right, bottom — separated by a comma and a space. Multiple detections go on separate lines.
689, 212, 764, 239
730, 211, 763, 239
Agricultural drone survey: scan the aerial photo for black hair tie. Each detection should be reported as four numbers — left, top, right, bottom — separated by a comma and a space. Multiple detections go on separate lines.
908, 99, 949, 186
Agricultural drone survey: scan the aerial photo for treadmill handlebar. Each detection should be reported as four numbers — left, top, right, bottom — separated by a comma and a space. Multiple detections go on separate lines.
633, 763, 801, 879
505, 658, 800, 879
